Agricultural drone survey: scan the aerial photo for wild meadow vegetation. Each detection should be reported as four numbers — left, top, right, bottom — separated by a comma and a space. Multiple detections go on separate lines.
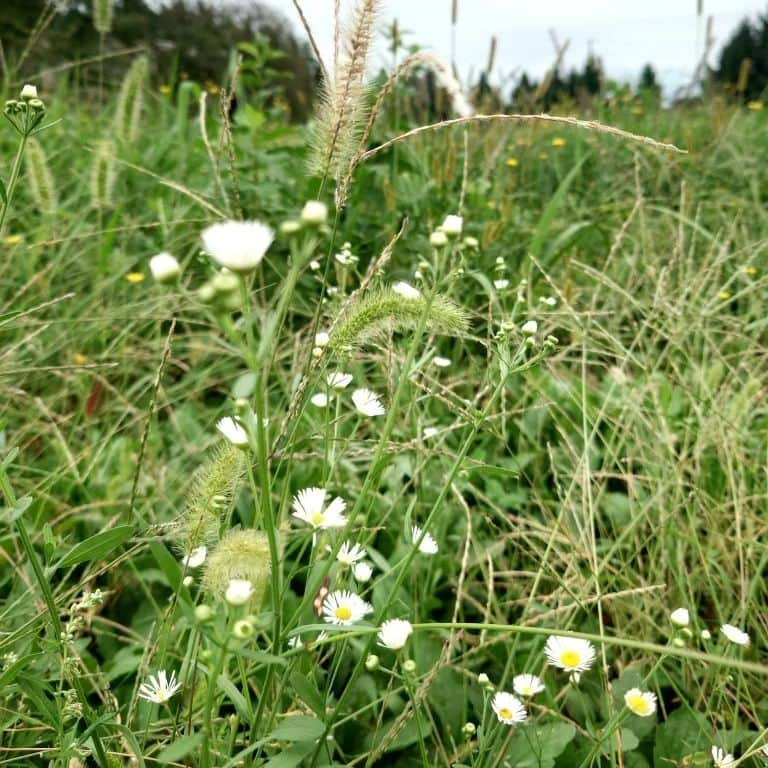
2, 2, 768, 767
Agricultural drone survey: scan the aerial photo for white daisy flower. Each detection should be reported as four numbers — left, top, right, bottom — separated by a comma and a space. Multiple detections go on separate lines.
149, 252, 181, 283
322, 590, 372, 626
287, 635, 303, 650
201, 220, 274, 272
701, 629, 712, 640
216, 417, 248, 447
441, 214, 463, 237
432, 356, 452, 367
336, 541, 366, 566
327, 371, 353, 389
411, 525, 438, 555
711, 746, 736, 767
521, 320, 538, 335
310, 392, 329, 407
670, 608, 690, 627
377, 619, 413, 650
544, 635, 596, 674
494, 279, 510, 290
512, 673, 544, 697
225, 578, 253, 606
624, 688, 657, 717
138, 670, 182, 704
291, 487, 347, 530
352, 562, 373, 582
182, 546, 207, 569
491, 691, 527, 725
352, 388, 386, 417
392, 281, 421, 299
721, 623, 750, 646
315, 331, 330, 347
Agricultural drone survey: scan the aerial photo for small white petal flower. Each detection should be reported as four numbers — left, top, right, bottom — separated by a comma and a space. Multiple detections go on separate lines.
182, 575, 193, 587
441, 214, 463, 237
760, 744, 768, 757
225, 579, 253, 605
624, 688, 657, 717
411, 525, 438, 555
216, 417, 248, 446
494, 279, 510, 290
423, 426, 439, 439
20, 84, 38, 100
392, 281, 421, 299
310, 392, 329, 407
149, 252, 181, 283
301, 200, 328, 225
701, 629, 712, 640
337, 541, 366, 566
352, 388, 386, 417
670, 608, 690, 627
352, 561, 373, 582
512, 673, 545, 697
430, 230, 448, 247
721, 623, 750, 646
540, 295, 557, 306
377, 619, 413, 650
315, 331, 330, 347
182, 546, 207, 569
521, 320, 538, 335
327, 371, 353, 389
288, 635, 303, 649
712, 746, 736, 767
432, 356, 452, 368
322, 590, 372, 626
491, 691, 527, 725
201, 220, 274, 272
138, 669, 182, 704
544, 636, 596, 673
292, 487, 347, 529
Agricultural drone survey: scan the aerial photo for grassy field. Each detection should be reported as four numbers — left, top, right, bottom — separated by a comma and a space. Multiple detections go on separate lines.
1, 15, 768, 768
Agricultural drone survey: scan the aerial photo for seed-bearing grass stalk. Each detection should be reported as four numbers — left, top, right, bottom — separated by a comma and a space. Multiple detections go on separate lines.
25, 136, 57, 213
114, 55, 148, 143
89, 139, 117, 208
92, 0, 113, 103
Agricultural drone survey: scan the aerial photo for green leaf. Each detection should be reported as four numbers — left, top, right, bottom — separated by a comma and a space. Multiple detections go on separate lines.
289, 670, 325, 716
217, 674, 251, 720
232, 371, 257, 399
56, 525, 133, 568
263, 741, 315, 767
653, 708, 709, 766
155, 732, 203, 763
506, 722, 576, 768
268, 715, 325, 742
3, 494, 31, 523
0, 177, 6, 206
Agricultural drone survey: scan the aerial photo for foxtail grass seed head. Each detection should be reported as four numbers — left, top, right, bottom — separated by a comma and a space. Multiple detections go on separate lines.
25, 138, 57, 214
491, 692, 527, 725
92, 0, 114, 34
216, 417, 248, 447
301, 200, 328, 225
203, 530, 270, 604
441, 214, 463, 237
89, 139, 117, 208
512, 674, 544, 697
411, 525, 438, 555
352, 388, 386, 417
114, 56, 148, 143
292, 487, 347, 530
149, 252, 181, 283
711, 747, 735, 767
322, 590, 373, 626
544, 636, 596, 674
720, 623, 750, 646
138, 670, 182, 704
353, 561, 373, 582
377, 619, 413, 649
201, 221, 274, 272
624, 688, 657, 717
670, 607, 690, 627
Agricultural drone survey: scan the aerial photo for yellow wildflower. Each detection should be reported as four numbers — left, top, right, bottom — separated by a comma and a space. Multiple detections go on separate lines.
506, 157, 519, 167
126, 272, 145, 283
742, 265, 757, 276
747, 100, 763, 111
4, 234, 22, 245
74, 353, 87, 365
160, 84, 171, 95
538, 152, 549, 161
551, 137, 566, 148
718, 290, 731, 300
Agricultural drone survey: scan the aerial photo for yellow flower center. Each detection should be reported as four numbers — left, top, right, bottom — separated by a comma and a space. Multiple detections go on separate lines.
498, 707, 513, 720
560, 649, 581, 669
626, 693, 650, 715
521, 685, 534, 695
311, 511, 325, 526
335, 606, 352, 621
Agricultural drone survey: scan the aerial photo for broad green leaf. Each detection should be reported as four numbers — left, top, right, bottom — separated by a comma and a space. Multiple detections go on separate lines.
289, 670, 325, 716
156, 732, 203, 763
217, 674, 251, 720
57, 525, 133, 568
268, 715, 325, 742
263, 741, 315, 767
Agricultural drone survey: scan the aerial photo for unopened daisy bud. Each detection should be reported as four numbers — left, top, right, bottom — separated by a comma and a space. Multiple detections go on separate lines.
441, 214, 463, 237
365, 654, 379, 671
182, 575, 193, 587
20, 84, 38, 100
197, 282, 216, 303
301, 200, 328, 225
194, 605, 213, 623
701, 629, 712, 640
681, 628, 693, 639
402, 659, 417, 675
377, 619, 413, 650
494, 279, 510, 290
670, 607, 689, 627
352, 562, 373, 582
280, 220, 301, 235
672, 637, 686, 648
309, 259, 321, 270
521, 320, 538, 335
477, 673, 490, 686
315, 331, 330, 347
463, 236, 479, 248
462, 722, 477, 737
429, 230, 448, 247
233, 619, 254, 639
312, 346, 324, 358
149, 252, 181, 283
199, 648, 213, 661
225, 579, 254, 606
310, 392, 329, 407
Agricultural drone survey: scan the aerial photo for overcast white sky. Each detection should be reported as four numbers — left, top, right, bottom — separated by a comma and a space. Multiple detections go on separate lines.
267, 0, 765, 93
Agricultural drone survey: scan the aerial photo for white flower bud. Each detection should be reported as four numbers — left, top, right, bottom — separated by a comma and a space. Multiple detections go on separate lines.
670, 607, 690, 627
521, 320, 538, 335
149, 252, 181, 283
301, 200, 328, 225
441, 214, 463, 237
225, 578, 254, 606
429, 230, 448, 247
20, 84, 38, 100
